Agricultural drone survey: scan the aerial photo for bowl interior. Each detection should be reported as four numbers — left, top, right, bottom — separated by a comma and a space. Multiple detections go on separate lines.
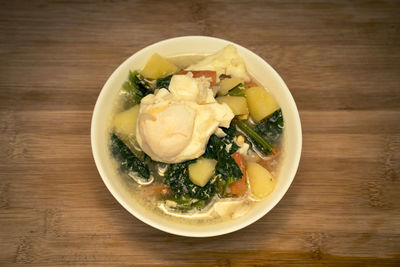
91, 36, 302, 237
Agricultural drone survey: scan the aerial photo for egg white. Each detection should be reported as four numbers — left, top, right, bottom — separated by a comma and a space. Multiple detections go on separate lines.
136, 73, 234, 163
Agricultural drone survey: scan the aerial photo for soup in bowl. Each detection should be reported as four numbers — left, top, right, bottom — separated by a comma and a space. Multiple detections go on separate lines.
91, 36, 302, 237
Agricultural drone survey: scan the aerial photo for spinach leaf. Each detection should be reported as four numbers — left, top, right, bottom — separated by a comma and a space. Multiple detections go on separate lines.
110, 134, 150, 180
122, 71, 153, 104
155, 74, 173, 90
256, 109, 284, 144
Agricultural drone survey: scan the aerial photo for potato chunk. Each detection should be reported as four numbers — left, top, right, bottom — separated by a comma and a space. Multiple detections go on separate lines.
113, 105, 140, 139
245, 86, 278, 122
188, 158, 217, 187
246, 162, 276, 198
218, 77, 244, 96
216, 96, 249, 116
140, 53, 180, 79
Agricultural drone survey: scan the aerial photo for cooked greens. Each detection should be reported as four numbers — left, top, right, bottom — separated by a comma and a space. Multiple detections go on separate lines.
228, 83, 246, 96
256, 109, 284, 144
163, 123, 243, 208
235, 119, 274, 155
164, 160, 216, 210
203, 125, 243, 197
122, 71, 153, 104
155, 74, 173, 90
204, 124, 238, 158
110, 134, 150, 180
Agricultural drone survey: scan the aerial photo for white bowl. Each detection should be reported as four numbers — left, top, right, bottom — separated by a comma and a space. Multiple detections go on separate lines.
91, 36, 302, 237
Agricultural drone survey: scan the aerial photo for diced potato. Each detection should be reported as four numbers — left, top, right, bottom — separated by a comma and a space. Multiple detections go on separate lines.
188, 158, 217, 187
218, 77, 244, 96
113, 105, 140, 139
140, 53, 180, 80
245, 86, 278, 122
216, 96, 249, 116
246, 162, 276, 198
237, 114, 249, 120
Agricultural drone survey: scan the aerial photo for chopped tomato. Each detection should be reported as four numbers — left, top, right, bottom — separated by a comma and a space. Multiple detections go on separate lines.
244, 82, 258, 88
178, 70, 217, 86
230, 153, 248, 196
144, 183, 171, 197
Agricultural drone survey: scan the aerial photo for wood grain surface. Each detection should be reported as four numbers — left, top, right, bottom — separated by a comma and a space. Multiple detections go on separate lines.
1, 0, 399, 266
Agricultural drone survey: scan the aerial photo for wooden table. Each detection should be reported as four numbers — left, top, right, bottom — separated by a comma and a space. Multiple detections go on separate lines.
1, 0, 399, 265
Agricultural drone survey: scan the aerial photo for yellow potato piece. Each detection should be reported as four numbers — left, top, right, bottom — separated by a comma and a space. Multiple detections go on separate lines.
113, 105, 140, 139
188, 158, 217, 187
218, 77, 244, 96
245, 87, 278, 122
216, 96, 249, 116
140, 53, 180, 80
246, 162, 276, 198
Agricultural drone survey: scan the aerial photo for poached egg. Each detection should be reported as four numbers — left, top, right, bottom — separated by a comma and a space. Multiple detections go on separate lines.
136, 73, 234, 163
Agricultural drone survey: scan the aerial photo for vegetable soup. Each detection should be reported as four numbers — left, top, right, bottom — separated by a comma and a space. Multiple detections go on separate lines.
108, 45, 284, 223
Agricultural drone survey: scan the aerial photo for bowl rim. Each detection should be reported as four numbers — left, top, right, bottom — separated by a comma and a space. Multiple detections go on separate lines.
91, 35, 302, 237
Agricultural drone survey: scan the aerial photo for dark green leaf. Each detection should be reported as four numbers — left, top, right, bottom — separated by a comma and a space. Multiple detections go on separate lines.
235, 119, 274, 155
110, 134, 150, 180
122, 71, 153, 104
228, 83, 246, 96
164, 160, 216, 201
163, 195, 209, 211
256, 109, 284, 144
155, 75, 173, 89
202, 123, 243, 197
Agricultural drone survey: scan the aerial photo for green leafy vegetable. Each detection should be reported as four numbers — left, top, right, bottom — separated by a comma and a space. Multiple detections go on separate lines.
155, 74, 173, 90
222, 123, 240, 154
204, 124, 238, 158
164, 160, 215, 211
203, 124, 242, 197
122, 71, 153, 104
235, 119, 274, 155
110, 134, 150, 180
256, 109, 284, 144
216, 176, 237, 197
164, 195, 209, 211
165, 160, 216, 200
164, 123, 243, 209
228, 83, 246, 96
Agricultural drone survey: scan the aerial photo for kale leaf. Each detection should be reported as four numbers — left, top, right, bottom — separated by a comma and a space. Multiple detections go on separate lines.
155, 74, 173, 90
256, 109, 284, 144
165, 160, 216, 201
203, 124, 238, 158
236, 119, 274, 155
221, 123, 239, 154
203, 135, 224, 159
122, 71, 153, 104
110, 134, 150, 180
164, 123, 243, 208
203, 124, 242, 196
